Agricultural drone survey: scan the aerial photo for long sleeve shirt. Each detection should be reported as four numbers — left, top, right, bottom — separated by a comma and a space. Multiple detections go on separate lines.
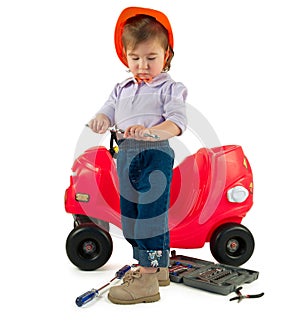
97, 72, 188, 134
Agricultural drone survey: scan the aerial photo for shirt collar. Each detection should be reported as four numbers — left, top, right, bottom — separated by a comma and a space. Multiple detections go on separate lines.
119, 72, 171, 88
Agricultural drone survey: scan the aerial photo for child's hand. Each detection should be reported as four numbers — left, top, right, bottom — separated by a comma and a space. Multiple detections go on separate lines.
88, 114, 110, 134
124, 125, 153, 140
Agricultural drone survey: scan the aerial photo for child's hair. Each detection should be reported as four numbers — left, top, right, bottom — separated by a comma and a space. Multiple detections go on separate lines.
122, 14, 174, 72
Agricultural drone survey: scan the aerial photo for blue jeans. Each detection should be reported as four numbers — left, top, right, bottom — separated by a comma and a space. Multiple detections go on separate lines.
116, 139, 174, 268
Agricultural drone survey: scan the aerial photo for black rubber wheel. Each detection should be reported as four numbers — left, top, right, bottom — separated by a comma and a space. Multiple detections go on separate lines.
66, 223, 113, 271
210, 223, 255, 266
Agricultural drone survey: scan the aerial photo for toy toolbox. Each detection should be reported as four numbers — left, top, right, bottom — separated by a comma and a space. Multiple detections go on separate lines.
169, 251, 259, 295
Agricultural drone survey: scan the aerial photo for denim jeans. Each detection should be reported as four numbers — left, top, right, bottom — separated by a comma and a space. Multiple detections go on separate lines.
116, 139, 174, 268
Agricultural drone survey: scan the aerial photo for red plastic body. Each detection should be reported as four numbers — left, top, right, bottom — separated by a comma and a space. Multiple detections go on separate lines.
65, 145, 253, 249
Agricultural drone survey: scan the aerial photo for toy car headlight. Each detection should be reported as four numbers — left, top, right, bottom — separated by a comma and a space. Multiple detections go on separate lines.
75, 193, 90, 202
227, 186, 249, 203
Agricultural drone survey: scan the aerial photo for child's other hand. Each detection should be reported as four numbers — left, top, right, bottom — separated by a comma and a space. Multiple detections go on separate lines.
88, 114, 110, 134
124, 125, 152, 140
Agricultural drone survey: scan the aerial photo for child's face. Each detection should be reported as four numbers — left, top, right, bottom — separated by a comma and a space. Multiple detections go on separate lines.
126, 39, 166, 80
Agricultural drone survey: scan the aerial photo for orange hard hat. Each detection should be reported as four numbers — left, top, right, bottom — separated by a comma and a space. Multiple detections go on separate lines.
114, 7, 174, 67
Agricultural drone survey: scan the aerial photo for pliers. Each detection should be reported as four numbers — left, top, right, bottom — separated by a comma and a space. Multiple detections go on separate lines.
229, 286, 264, 303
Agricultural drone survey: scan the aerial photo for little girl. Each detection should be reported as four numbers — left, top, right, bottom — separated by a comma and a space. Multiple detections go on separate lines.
89, 7, 187, 304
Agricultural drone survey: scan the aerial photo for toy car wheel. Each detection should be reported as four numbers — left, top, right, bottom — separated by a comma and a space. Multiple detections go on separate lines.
210, 223, 254, 266
66, 223, 113, 271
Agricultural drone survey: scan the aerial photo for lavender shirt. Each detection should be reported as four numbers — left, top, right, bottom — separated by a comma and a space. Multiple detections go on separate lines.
97, 72, 187, 134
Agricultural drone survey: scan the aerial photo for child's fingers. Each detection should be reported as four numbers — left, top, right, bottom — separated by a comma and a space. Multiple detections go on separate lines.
88, 119, 108, 133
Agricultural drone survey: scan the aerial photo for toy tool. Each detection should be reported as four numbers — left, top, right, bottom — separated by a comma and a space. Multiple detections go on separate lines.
75, 265, 131, 307
85, 124, 160, 139
110, 127, 160, 139
229, 286, 264, 303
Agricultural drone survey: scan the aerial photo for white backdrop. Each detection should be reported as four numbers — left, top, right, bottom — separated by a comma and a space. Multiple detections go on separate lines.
1, 0, 299, 330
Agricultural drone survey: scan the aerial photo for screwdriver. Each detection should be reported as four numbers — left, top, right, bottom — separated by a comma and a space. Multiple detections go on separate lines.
75, 264, 131, 307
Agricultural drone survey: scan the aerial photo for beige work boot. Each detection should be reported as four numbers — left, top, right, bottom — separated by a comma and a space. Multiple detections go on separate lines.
156, 267, 170, 286
108, 269, 160, 304
130, 265, 170, 286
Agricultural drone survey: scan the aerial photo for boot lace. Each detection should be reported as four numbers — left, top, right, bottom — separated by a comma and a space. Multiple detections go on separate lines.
122, 269, 142, 286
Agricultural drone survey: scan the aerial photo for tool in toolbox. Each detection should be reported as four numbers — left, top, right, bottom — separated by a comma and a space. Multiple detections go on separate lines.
169, 262, 193, 276
75, 265, 131, 307
169, 251, 263, 297
229, 286, 264, 303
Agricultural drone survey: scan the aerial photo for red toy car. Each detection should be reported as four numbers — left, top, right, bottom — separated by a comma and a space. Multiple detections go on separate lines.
65, 135, 254, 271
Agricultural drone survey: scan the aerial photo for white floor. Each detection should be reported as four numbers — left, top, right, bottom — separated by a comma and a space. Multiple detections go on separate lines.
3, 213, 296, 331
